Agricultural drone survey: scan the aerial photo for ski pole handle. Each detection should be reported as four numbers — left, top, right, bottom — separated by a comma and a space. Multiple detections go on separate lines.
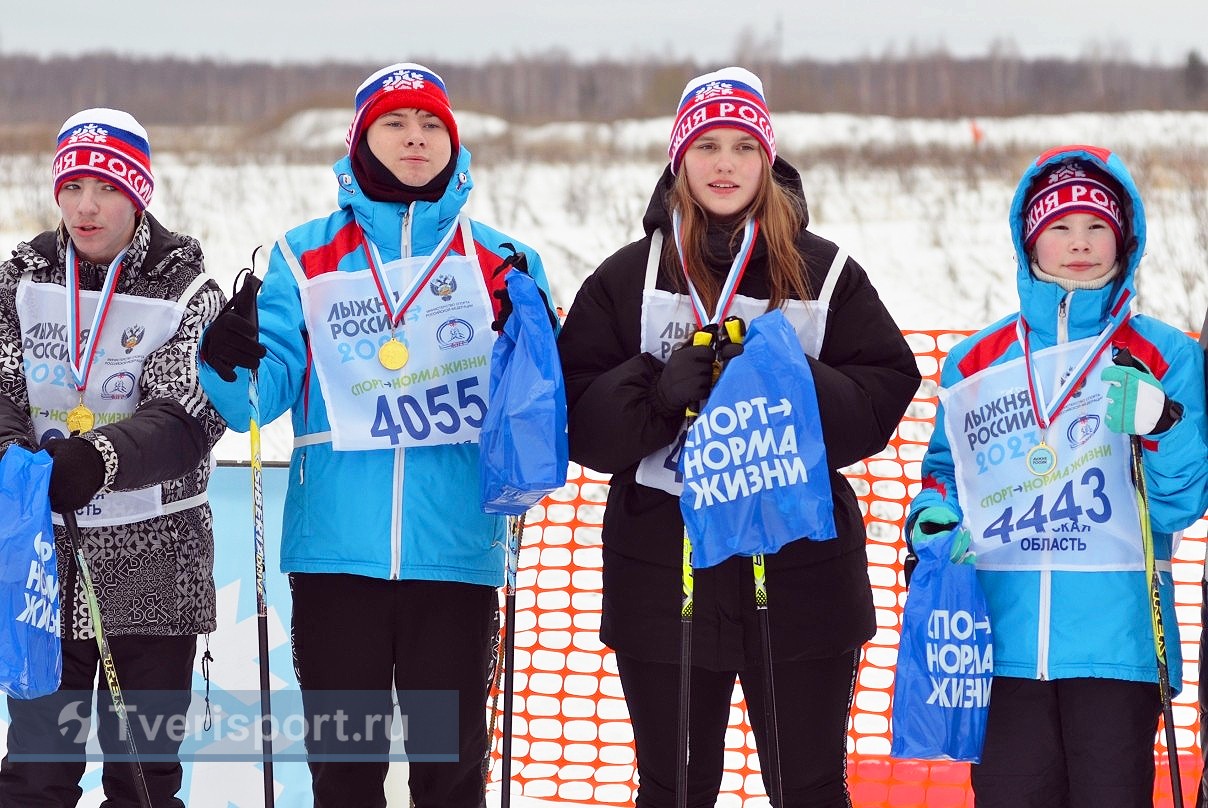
684, 326, 719, 418
721, 315, 746, 347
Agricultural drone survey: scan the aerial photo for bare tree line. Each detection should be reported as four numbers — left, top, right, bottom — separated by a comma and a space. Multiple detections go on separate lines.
1, 47, 1205, 130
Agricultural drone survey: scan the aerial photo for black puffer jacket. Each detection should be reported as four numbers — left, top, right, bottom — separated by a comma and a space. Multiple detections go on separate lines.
0, 214, 226, 639
558, 160, 920, 668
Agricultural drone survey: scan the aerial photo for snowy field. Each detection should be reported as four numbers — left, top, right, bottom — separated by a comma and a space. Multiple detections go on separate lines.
1, 109, 1206, 806
3, 108, 1207, 464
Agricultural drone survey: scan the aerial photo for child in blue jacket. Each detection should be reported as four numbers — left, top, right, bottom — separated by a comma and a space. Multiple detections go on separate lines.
907, 145, 1208, 806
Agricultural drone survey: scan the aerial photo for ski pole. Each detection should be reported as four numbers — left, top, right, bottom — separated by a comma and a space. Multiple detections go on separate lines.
751, 553, 784, 806
484, 606, 504, 788
1117, 349, 1184, 808
233, 256, 274, 808
716, 316, 785, 805
501, 513, 525, 808
716, 317, 786, 804
61, 508, 153, 808
677, 324, 719, 808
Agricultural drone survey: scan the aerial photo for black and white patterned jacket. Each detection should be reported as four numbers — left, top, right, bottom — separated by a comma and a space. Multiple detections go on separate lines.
0, 213, 226, 639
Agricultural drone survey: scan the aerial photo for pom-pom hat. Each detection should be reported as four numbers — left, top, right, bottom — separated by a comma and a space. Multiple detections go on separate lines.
668, 67, 776, 173
1023, 159, 1125, 250
347, 62, 459, 157
52, 108, 154, 210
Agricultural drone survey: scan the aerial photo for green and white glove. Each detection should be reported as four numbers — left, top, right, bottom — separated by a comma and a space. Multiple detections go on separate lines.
910, 505, 975, 565
1102, 349, 1183, 436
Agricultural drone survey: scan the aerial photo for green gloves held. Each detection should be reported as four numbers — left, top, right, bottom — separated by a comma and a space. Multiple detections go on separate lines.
1101, 348, 1183, 436
910, 505, 975, 565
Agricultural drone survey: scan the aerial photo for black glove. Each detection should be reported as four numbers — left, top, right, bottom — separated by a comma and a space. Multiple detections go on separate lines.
717, 340, 744, 366
491, 287, 513, 332
655, 343, 716, 415
201, 275, 266, 383
490, 243, 557, 333
491, 287, 558, 333
45, 437, 106, 513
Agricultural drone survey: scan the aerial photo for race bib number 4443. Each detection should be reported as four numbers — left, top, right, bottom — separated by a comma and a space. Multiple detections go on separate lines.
942, 340, 1141, 572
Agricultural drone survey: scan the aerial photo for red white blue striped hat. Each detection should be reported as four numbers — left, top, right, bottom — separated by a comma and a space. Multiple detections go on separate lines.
346, 63, 459, 157
669, 67, 776, 173
53, 108, 154, 210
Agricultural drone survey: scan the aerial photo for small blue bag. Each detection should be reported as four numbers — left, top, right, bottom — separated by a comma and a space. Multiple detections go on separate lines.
0, 445, 62, 699
679, 310, 836, 568
480, 270, 568, 515
890, 527, 992, 762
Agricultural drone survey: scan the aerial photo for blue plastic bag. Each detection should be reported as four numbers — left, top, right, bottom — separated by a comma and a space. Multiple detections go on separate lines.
480, 270, 568, 515
679, 310, 836, 568
890, 527, 992, 762
0, 445, 62, 699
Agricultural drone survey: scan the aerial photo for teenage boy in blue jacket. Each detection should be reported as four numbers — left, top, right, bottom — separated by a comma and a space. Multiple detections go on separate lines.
197, 63, 556, 808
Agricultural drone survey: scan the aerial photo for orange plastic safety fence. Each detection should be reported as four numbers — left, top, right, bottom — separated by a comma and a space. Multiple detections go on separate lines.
488, 330, 1208, 806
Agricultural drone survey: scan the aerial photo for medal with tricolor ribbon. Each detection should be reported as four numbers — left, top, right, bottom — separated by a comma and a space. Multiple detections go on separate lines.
671, 210, 758, 328
362, 221, 460, 371
64, 242, 126, 434
1016, 298, 1130, 477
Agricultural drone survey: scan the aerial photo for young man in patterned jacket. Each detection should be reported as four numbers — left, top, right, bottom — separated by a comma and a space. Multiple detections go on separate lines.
0, 108, 225, 807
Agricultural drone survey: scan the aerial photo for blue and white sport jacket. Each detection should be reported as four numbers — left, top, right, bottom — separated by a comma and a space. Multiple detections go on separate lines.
200, 149, 553, 586
908, 145, 1208, 687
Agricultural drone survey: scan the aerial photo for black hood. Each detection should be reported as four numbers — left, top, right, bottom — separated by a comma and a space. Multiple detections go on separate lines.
640, 156, 810, 237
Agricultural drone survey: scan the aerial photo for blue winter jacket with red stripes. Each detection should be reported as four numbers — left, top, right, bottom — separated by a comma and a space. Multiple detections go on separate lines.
199, 149, 554, 585
908, 145, 1208, 688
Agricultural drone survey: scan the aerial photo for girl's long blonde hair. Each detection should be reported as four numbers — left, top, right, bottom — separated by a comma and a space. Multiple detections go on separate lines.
662, 156, 814, 314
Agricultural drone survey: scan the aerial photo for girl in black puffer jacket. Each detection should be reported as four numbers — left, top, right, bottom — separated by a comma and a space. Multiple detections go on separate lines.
558, 67, 920, 808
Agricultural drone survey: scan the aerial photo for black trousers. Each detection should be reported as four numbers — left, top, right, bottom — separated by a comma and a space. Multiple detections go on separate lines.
971, 676, 1162, 808
289, 573, 497, 808
615, 649, 859, 808
0, 634, 197, 808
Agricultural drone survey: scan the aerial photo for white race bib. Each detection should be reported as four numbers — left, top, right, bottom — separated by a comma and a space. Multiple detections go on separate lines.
942, 338, 1142, 572
17, 277, 188, 526
297, 218, 494, 451
634, 235, 843, 495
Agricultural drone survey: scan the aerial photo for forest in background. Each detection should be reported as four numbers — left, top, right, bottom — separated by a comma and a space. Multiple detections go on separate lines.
2, 46, 1207, 136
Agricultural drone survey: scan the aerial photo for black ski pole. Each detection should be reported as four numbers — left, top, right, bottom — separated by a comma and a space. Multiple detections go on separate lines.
233, 257, 275, 808
1115, 347, 1184, 808
752, 553, 784, 807
61, 508, 153, 808
676, 324, 720, 808
501, 512, 525, 808
718, 315, 785, 806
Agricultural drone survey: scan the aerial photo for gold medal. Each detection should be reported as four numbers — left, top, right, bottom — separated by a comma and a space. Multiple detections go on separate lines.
66, 403, 95, 434
1026, 441, 1057, 477
378, 339, 409, 371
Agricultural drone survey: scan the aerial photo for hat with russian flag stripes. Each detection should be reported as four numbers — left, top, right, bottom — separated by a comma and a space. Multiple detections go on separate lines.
347, 62, 459, 157
668, 67, 776, 173
52, 108, 154, 210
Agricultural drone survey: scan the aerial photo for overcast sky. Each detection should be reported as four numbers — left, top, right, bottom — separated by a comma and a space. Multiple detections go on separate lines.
2, 1, 1204, 66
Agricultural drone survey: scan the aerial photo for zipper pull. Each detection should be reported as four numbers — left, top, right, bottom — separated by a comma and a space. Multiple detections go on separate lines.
1057, 295, 1071, 343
